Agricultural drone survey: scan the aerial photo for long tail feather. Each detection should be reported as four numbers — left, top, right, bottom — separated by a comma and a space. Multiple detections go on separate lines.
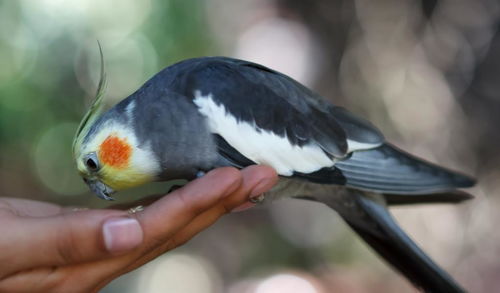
335, 143, 475, 194
319, 191, 466, 293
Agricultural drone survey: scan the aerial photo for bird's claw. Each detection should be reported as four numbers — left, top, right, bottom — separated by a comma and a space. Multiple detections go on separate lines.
249, 193, 266, 204
128, 205, 144, 214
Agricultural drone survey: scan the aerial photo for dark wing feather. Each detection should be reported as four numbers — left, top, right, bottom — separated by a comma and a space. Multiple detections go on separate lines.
166, 57, 383, 158
213, 134, 256, 168
335, 143, 476, 194
328, 106, 384, 146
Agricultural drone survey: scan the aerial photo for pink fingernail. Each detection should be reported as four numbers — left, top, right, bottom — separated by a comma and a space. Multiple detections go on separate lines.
231, 177, 276, 213
103, 218, 143, 253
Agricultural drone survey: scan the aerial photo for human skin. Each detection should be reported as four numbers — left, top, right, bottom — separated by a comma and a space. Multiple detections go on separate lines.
0, 166, 278, 293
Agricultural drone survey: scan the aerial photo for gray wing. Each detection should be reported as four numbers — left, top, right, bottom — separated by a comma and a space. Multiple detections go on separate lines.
170, 57, 383, 159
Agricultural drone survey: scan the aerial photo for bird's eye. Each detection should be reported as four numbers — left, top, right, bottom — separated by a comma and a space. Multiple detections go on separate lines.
84, 153, 100, 171
86, 158, 98, 170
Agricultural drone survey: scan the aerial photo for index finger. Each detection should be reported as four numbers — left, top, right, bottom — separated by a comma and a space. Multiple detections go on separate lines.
135, 167, 243, 248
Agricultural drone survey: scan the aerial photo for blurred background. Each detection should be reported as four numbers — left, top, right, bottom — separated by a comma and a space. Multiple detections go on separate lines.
0, 0, 498, 292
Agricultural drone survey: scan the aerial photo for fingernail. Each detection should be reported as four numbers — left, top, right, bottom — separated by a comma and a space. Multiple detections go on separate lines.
231, 177, 276, 213
250, 177, 276, 198
103, 218, 143, 254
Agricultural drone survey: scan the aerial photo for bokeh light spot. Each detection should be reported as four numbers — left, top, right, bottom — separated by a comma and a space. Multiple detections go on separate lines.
136, 253, 221, 293
255, 273, 319, 293
33, 122, 87, 196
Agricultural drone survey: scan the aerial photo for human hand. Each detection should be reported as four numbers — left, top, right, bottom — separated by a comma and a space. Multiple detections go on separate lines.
0, 166, 277, 293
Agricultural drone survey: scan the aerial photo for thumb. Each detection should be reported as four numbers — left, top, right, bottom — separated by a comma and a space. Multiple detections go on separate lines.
4, 209, 143, 273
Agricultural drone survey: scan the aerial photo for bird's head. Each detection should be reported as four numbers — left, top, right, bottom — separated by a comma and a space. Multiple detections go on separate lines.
73, 43, 159, 200
74, 118, 160, 200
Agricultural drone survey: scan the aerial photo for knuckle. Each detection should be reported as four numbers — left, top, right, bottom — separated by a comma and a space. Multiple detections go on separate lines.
146, 234, 169, 251
174, 189, 203, 216
55, 215, 80, 264
144, 236, 178, 256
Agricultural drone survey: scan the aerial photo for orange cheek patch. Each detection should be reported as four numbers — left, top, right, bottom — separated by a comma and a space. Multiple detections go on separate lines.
99, 135, 132, 169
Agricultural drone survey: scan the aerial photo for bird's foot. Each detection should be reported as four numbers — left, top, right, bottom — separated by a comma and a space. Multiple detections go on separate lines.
128, 205, 144, 214
249, 193, 266, 204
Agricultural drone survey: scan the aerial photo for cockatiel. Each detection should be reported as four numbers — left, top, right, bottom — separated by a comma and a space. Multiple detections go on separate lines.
73, 49, 475, 293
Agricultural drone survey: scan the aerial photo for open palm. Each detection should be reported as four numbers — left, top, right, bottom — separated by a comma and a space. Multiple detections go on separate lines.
0, 166, 277, 293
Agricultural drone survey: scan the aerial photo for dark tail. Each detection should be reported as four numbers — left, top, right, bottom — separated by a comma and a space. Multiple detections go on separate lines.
335, 143, 476, 194
324, 191, 467, 293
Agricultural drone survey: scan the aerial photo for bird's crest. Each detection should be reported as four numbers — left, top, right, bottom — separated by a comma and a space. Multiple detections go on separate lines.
73, 41, 107, 157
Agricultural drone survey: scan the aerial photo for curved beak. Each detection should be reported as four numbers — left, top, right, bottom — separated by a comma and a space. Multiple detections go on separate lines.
84, 178, 116, 201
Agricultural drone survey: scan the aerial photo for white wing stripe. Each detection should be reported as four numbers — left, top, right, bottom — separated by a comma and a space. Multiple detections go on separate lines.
193, 91, 335, 175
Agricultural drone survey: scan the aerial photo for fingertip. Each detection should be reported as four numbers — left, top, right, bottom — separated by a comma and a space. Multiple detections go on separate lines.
261, 165, 279, 177
240, 165, 279, 198
242, 165, 279, 182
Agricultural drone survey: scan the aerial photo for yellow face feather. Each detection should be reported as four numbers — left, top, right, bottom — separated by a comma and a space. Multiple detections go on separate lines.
76, 122, 160, 195
94, 134, 156, 190
98, 163, 157, 191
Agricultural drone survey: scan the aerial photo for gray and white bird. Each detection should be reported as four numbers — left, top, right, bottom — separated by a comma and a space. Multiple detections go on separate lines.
73, 56, 475, 293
